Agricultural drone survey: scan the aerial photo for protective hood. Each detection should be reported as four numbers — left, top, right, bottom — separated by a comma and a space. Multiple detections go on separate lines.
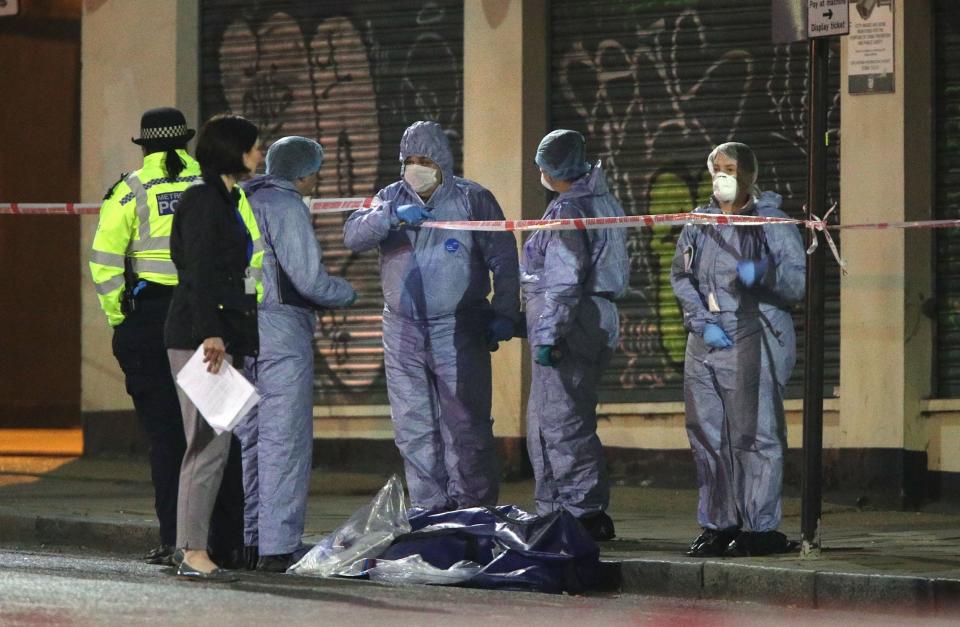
557, 160, 604, 199
242, 174, 299, 197
399, 121, 455, 184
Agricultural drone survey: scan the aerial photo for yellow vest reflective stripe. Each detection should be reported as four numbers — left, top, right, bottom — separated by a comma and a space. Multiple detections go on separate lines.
237, 187, 264, 303
93, 274, 125, 297
89, 249, 126, 267
89, 149, 201, 326
128, 237, 170, 253
130, 258, 178, 275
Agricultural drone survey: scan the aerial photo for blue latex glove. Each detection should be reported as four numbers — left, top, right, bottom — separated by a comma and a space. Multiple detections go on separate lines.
737, 257, 769, 288
702, 323, 734, 349
535, 344, 560, 367
395, 204, 433, 226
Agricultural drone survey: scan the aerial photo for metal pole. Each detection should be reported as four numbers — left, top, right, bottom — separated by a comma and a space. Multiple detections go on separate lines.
801, 36, 829, 559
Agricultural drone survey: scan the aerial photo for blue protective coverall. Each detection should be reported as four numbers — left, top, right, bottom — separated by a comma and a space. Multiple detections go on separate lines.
237, 174, 355, 555
343, 122, 520, 511
670, 191, 805, 533
520, 162, 629, 517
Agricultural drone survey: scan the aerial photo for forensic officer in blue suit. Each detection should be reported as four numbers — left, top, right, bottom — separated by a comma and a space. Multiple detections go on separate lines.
670, 142, 806, 557
521, 129, 630, 541
344, 121, 520, 512
238, 136, 356, 572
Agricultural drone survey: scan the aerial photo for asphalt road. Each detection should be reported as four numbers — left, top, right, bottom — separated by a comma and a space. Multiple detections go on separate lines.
0, 547, 955, 626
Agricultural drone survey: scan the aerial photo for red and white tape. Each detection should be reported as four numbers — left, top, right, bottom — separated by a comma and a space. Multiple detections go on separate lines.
0, 197, 375, 216
307, 197, 377, 213
6, 196, 960, 271
0, 203, 102, 215
422, 212, 803, 232
7, 197, 960, 231
10, 196, 957, 232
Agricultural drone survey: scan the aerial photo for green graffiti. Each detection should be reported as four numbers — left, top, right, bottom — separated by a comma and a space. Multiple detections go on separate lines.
695, 168, 713, 208
647, 169, 713, 364
944, 300, 960, 330
647, 172, 689, 365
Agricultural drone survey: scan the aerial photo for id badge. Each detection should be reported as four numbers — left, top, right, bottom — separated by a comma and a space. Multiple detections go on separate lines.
244, 276, 256, 295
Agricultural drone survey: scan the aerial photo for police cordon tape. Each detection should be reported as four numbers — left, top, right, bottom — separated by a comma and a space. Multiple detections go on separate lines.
0, 203, 102, 215
0, 197, 375, 216
6, 197, 960, 272
422, 202, 847, 272
3, 196, 950, 232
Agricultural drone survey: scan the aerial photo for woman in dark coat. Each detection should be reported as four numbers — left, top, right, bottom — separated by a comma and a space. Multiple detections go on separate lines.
165, 114, 263, 579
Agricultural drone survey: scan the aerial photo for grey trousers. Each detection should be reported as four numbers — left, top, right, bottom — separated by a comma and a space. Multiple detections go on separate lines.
168, 348, 233, 550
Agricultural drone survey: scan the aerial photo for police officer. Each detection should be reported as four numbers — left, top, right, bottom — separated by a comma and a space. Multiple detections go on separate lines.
89, 107, 248, 566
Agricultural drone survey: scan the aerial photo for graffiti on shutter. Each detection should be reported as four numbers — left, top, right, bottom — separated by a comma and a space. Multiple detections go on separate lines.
201, 1, 463, 405
551, 0, 841, 401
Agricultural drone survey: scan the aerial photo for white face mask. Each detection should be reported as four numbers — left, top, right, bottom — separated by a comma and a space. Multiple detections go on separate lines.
540, 172, 556, 192
712, 172, 739, 204
404, 163, 439, 194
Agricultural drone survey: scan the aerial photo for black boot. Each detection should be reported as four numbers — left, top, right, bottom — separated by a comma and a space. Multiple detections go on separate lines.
211, 547, 246, 570
723, 530, 791, 557
578, 511, 616, 541
243, 545, 259, 571
686, 528, 739, 557
256, 553, 294, 573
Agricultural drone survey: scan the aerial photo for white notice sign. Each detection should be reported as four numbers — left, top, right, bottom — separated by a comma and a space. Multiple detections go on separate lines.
0, 0, 19, 18
848, 0, 895, 94
807, 0, 850, 38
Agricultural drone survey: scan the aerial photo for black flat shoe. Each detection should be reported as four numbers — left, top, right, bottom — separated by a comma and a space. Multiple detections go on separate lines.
142, 545, 174, 565
723, 530, 792, 557
686, 528, 739, 557
176, 559, 237, 582
578, 511, 616, 541
256, 553, 294, 573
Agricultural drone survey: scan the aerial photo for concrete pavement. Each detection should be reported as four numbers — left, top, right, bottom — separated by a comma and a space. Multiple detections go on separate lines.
12, 549, 942, 626
1, 455, 959, 614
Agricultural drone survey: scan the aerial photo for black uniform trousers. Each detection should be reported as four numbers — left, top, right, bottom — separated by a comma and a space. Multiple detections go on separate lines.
111, 288, 245, 558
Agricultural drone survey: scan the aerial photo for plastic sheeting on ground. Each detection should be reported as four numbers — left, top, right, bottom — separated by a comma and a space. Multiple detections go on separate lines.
289, 475, 602, 594
288, 474, 409, 577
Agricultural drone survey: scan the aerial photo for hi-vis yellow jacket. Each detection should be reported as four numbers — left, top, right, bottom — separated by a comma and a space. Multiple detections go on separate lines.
90, 150, 263, 326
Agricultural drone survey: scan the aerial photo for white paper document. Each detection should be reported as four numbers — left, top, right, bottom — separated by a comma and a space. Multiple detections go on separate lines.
175, 346, 259, 434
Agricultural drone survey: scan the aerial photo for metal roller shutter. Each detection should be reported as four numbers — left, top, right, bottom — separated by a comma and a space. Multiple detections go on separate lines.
200, 1, 463, 406
935, 1, 960, 396
550, 0, 841, 402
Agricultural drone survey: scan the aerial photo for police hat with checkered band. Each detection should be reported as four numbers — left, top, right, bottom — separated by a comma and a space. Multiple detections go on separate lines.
131, 107, 196, 146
